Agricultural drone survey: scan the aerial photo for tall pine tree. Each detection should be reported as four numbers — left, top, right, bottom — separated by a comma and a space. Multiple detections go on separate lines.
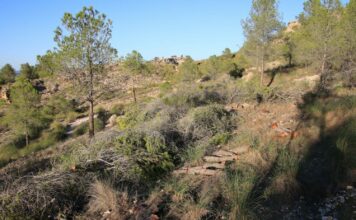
294, 0, 342, 89
242, 0, 283, 86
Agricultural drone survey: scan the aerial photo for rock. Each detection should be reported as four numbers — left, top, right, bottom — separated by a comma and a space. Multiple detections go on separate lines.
106, 114, 117, 127
228, 145, 249, 155
285, 20, 301, 33
241, 103, 251, 109
32, 79, 46, 93
242, 71, 254, 81
0, 85, 10, 103
294, 74, 320, 85
212, 149, 235, 157
203, 155, 236, 163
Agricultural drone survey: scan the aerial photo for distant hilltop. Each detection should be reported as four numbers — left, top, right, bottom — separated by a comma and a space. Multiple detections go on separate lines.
153, 55, 187, 66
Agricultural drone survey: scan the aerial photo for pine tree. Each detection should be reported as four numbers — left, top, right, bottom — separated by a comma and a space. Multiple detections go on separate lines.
124, 50, 146, 103
294, 0, 342, 89
4, 77, 42, 146
339, 0, 356, 87
242, 0, 283, 86
19, 63, 38, 80
54, 7, 117, 138
0, 64, 16, 84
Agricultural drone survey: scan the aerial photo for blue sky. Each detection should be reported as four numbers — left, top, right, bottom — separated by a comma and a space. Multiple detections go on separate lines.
0, 0, 349, 69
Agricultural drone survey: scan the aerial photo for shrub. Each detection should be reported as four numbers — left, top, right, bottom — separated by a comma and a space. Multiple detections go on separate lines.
116, 104, 143, 130
159, 81, 173, 96
178, 104, 235, 141
73, 118, 104, 137
49, 122, 67, 141
115, 130, 174, 179
163, 85, 224, 108
178, 57, 201, 81
110, 103, 125, 116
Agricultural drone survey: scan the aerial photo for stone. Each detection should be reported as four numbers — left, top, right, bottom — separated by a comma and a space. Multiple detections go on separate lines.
0, 85, 10, 103
107, 114, 117, 127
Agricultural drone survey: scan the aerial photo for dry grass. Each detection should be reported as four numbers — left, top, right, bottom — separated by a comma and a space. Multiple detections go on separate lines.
0, 171, 91, 219
86, 180, 130, 220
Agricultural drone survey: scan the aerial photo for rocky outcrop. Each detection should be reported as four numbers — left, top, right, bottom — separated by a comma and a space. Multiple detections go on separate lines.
153, 55, 186, 66
285, 20, 301, 33
0, 85, 10, 103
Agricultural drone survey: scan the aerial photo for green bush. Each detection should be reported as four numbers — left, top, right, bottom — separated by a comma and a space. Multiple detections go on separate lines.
116, 104, 142, 130
115, 130, 174, 179
73, 118, 104, 137
49, 122, 67, 141
110, 103, 125, 116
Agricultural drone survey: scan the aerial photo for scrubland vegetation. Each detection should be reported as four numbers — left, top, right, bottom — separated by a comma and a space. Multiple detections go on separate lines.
0, 0, 355, 219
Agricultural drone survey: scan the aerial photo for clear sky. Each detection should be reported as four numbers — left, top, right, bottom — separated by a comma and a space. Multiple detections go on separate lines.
0, 0, 349, 69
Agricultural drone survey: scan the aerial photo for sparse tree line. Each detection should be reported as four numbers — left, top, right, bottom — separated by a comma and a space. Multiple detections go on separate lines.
242, 0, 356, 89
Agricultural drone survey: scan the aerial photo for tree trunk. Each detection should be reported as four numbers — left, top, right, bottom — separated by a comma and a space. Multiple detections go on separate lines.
320, 52, 327, 89
132, 78, 137, 103
261, 53, 265, 87
88, 100, 95, 138
25, 131, 29, 147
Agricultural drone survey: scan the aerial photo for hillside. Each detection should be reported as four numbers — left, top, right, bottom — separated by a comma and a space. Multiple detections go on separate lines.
0, 1, 356, 219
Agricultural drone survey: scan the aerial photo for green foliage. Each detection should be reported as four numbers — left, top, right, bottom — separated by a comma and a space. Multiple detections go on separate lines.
42, 94, 75, 121
115, 130, 174, 179
242, 0, 283, 85
223, 164, 259, 219
73, 118, 105, 137
222, 48, 233, 58
0, 63, 16, 84
49, 122, 67, 141
55, 6, 117, 137
35, 50, 60, 77
110, 103, 125, 116
3, 77, 44, 146
163, 85, 224, 108
339, 0, 356, 87
123, 50, 146, 75
116, 104, 142, 130
159, 82, 172, 96
178, 56, 201, 81
293, 0, 342, 86
19, 63, 38, 80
